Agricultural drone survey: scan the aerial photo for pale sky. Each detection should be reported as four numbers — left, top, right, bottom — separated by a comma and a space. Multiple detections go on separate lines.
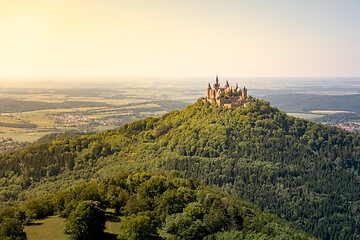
0, 0, 360, 78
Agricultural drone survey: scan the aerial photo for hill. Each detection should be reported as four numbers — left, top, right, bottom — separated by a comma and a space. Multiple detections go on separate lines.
0, 99, 360, 239
2, 171, 316, 240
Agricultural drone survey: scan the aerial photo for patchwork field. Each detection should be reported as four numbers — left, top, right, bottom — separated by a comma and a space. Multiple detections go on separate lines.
0, 84, 195, 151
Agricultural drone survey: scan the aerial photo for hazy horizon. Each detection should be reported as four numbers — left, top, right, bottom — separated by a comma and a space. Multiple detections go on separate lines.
1, 0, 360, 78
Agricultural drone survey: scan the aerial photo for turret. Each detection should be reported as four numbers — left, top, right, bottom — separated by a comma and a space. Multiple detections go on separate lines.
242, 87, 247, 98
205, 78, 253, 107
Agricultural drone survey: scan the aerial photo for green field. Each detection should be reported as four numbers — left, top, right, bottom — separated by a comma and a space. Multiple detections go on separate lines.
24, 213, 121, 240
287, 112, 324, 120
24, 216, 69, 240
0, 86, 191, 151
0, 100, 187, 143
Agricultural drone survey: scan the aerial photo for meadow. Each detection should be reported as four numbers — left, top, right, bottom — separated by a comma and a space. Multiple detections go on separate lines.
24, 212, 121, 240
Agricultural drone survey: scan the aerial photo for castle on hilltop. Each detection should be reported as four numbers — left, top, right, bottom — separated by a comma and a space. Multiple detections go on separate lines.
202, 76, 254, 108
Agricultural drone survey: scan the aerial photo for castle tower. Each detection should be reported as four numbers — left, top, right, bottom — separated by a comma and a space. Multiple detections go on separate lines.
214, 76, 220, 89
242, 87, 247, 98
225, 80, 229, 88
207, 83, 211, 99
204, 77, 253, 107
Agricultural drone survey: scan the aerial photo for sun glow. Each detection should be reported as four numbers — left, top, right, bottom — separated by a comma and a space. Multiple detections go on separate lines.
0, 0, 360, 78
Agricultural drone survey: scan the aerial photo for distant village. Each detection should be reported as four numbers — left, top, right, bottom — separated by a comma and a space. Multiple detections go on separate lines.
322, 122, 360, 132
45, 114, 123, 127
0, 138, 27, 153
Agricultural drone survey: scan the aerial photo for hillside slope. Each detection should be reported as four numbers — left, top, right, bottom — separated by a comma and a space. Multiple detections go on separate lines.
1, 99, 360, 239
3, 172, 317, 240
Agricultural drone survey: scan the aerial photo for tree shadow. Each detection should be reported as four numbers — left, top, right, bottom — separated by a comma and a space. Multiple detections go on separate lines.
105, 211, 120, 222
102, 232, 118, 240
25, 222, 43, 226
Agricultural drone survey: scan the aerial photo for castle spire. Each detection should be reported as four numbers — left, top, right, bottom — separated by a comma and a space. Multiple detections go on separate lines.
236, 82, 238, 89
225, 80, 229, 87
215, 76, 219, 85
208, 83, 211, 88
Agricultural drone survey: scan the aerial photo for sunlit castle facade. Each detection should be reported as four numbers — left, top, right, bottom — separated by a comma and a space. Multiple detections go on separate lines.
203, 76, 254, 108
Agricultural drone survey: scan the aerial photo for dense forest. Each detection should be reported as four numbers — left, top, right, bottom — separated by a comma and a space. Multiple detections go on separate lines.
0, 171, 316, 240
0, 99, 360, 239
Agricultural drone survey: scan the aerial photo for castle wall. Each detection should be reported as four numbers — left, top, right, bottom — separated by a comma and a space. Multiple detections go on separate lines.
205, 78, 253, 108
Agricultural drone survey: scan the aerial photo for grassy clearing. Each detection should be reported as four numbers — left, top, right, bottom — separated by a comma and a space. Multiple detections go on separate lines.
24, 216, 69, 240
0, 132, 51, 142
106, 221, 121, 235
310, 110, 356, 114
24, 214, 120, 240
288, 113, 323, 120
0, 116, 24, 124
95, 125, 119, 131
122, 103, 160, 109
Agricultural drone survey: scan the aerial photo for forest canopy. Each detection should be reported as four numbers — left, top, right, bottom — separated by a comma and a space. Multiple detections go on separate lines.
0, 99, 359, 239
0, 171, 317, 240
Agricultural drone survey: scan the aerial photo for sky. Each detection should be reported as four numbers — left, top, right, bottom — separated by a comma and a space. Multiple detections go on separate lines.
0, 0, 360, 78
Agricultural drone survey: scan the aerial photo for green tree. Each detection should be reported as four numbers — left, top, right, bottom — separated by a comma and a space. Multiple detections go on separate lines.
64, 200, 105, 240
118, 212, 159, 240
0, 218, 27, 240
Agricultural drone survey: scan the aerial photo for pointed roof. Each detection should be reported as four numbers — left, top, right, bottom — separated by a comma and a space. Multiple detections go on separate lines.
226, 80, 229, 86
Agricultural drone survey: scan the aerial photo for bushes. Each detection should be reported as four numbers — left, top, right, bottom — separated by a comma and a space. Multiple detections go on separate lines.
64, 200, 105, 240
118, 212, 159, 240
1, 172, 316, 240
0, 218, 27, 240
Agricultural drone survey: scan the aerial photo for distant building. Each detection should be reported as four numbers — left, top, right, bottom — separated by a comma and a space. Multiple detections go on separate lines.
202, 76, 254, 108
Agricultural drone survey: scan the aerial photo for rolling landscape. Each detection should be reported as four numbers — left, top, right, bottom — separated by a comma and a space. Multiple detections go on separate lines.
1, 95, 360, 239
0, 80, 360, 240
2, 0, 360, 240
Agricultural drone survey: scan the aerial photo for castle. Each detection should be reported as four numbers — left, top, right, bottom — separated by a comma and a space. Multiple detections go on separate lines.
202, 76, 253, 108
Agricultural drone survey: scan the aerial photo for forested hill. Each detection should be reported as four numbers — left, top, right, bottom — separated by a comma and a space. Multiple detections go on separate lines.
0, 172, 317, 240
1, 99, 360, 239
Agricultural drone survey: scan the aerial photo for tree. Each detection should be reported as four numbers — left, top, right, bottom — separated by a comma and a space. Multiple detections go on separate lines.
64, 200, 105, 240
118, 212, 159, 240
0, 218, 27, 240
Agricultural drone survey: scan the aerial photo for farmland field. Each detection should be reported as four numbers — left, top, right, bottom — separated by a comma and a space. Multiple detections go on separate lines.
0, 80, 196, 151
2, 77, 360, 149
